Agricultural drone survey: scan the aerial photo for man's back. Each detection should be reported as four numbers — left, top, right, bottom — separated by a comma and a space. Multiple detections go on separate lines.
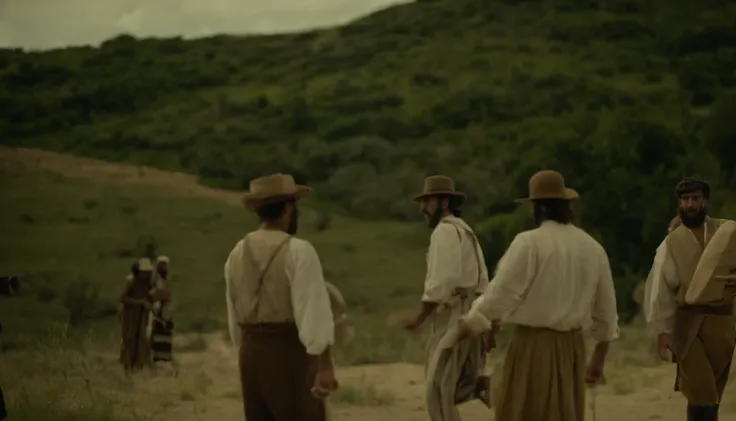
502, 221, 610, 331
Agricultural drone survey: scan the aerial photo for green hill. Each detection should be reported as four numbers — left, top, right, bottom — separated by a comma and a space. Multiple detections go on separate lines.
2, 0, 736, 313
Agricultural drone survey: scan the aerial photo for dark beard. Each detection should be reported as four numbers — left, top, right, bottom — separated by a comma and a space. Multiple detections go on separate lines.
287, 207, 299, 235
427, 203, 444, 228
157, 270, 168, 279
678, 206, 707, 228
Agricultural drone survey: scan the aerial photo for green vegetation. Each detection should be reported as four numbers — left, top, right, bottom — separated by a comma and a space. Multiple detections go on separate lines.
0, 161, 427, 363
1, 0, 736, 319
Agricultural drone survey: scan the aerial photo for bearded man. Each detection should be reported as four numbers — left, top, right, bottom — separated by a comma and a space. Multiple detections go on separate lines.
449, 170, 619, 421
398, 175, 496, 421
646, 177, 736, 421
224, 173, 337, 421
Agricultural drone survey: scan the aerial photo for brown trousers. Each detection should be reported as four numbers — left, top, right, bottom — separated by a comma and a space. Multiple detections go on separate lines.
239, 323, 326, 421
495, 325, 586, 421
673, 305, 736, 405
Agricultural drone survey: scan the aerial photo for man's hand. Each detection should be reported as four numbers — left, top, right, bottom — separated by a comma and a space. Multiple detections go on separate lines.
401, 313, 423, 331
584, 357, 604, 386
311, 366, 339, 399
657, 332, 672, 362
481, 330, 497, 352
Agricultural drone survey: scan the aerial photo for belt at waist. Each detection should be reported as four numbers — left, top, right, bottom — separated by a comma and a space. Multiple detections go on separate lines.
515, 324, 582, 334
677, 304, 732, 316
239, 322, 298, 336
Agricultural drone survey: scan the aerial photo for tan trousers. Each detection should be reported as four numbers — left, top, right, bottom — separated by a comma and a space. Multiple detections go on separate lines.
495, 325, 586, 421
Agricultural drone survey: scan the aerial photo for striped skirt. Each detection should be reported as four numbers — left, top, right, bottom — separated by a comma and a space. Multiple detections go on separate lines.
150, 318, 173, 362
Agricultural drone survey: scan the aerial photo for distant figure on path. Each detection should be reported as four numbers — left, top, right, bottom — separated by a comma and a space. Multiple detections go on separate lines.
119, 258, 154, 374
149, 256, 177, 372
449, 170, 619, 421
224, 173, 337, 421
645, 177, 736, 421
398, 175, 495, 420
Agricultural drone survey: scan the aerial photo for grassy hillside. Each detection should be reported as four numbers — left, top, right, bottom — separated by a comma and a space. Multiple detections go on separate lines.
0, 148, 428, 364
2, 0, 736, 313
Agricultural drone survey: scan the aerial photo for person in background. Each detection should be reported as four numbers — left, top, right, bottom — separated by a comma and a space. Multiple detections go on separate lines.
119, 258, 154, 375
149, 256, 177, 374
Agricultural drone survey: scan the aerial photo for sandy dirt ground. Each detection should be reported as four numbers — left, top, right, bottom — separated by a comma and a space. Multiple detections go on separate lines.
3, 146, 736, 420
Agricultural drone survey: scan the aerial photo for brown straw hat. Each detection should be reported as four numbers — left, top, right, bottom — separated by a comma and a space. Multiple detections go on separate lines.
515, 170, 578, 203
242, 173, 311, 209
412, 175, 465, 202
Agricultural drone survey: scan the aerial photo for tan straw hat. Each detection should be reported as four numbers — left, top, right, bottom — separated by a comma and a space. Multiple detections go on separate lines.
242, 173, 311, 209
515, 170, 578, 203
412, 175, 465, 201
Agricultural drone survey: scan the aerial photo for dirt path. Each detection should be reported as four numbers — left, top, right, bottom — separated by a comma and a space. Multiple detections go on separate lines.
3, 146, 736, 420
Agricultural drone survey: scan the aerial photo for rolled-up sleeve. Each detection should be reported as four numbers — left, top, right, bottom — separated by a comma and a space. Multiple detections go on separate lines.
224, 240, 244, 348
422, 223, 462, 303
589, 249, 619, 342
463, 234, 535, 334
287, 239, 335, 355
646, 241, 678, 335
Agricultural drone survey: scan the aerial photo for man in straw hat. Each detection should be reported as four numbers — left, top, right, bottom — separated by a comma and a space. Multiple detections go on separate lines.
396, 174, 495, 420
119, 258, 155, 374
645, 177, 736, 421
447, 170, 619, 421
224, 173, 337, 421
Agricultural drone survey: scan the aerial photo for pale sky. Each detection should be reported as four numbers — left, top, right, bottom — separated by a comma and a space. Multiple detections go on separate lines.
0, 0, 409, 50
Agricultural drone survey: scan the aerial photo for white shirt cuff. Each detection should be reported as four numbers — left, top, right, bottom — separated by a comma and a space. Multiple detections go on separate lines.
462, 310, 492, 335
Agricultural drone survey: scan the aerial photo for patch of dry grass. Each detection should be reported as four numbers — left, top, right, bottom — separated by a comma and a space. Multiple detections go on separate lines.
332, 375, 397, 407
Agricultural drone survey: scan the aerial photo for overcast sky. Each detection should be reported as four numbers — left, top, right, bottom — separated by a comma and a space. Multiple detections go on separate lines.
0, 0, 409, 50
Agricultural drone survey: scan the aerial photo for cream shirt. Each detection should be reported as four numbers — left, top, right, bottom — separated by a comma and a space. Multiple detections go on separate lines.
224, 237, 335, 355
422, 216, 489, 303
464, 221, 619, 342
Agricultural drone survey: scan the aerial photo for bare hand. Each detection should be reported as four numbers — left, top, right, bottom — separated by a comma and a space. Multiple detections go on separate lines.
399, 312, 424, 332
311, 367, 338, 399
584, 357, 604, 386
455, 318, 473, 343
481, 330, 497, 352
657, 333, 672, 362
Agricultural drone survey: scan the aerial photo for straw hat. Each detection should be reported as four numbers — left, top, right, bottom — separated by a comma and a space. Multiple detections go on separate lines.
515, 170, 578, 203
242, 173, 311, 209
412, 175, 465, 202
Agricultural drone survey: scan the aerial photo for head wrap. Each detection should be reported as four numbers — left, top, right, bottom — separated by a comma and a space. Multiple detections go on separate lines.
675, 177, 710, 199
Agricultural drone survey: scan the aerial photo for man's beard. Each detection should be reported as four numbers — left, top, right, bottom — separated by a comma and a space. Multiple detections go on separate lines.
427, 204, 444, 228
678, 206, 707, 228
287, 208, 299, 235
158, 269, 168, 278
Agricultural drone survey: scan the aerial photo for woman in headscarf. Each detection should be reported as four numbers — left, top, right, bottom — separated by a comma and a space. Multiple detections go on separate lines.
119, 258, 154, 374
149, 256, 176, 373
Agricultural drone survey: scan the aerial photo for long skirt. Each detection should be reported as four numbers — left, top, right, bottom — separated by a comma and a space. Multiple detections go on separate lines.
239, 323, 327, 421
119, 306, 150, 371
150, 318, 174, 362
495, 325, 586, 421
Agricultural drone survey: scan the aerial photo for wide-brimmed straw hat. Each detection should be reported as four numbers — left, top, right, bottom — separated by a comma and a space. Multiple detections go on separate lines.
138, 258, 153, 272
242, 173, 311, 209
412, 175, 465, 202
515, 170, 578, 203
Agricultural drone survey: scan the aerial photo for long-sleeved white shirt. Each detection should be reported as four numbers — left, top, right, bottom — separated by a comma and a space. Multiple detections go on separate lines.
643, 239, 676, 335
224, 237, 335, 355
463, 221, 619, 342
422, 216, 489, 303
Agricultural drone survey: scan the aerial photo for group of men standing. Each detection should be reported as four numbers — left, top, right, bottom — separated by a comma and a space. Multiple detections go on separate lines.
119, 256, 176, 375
223, 170, 736, 421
